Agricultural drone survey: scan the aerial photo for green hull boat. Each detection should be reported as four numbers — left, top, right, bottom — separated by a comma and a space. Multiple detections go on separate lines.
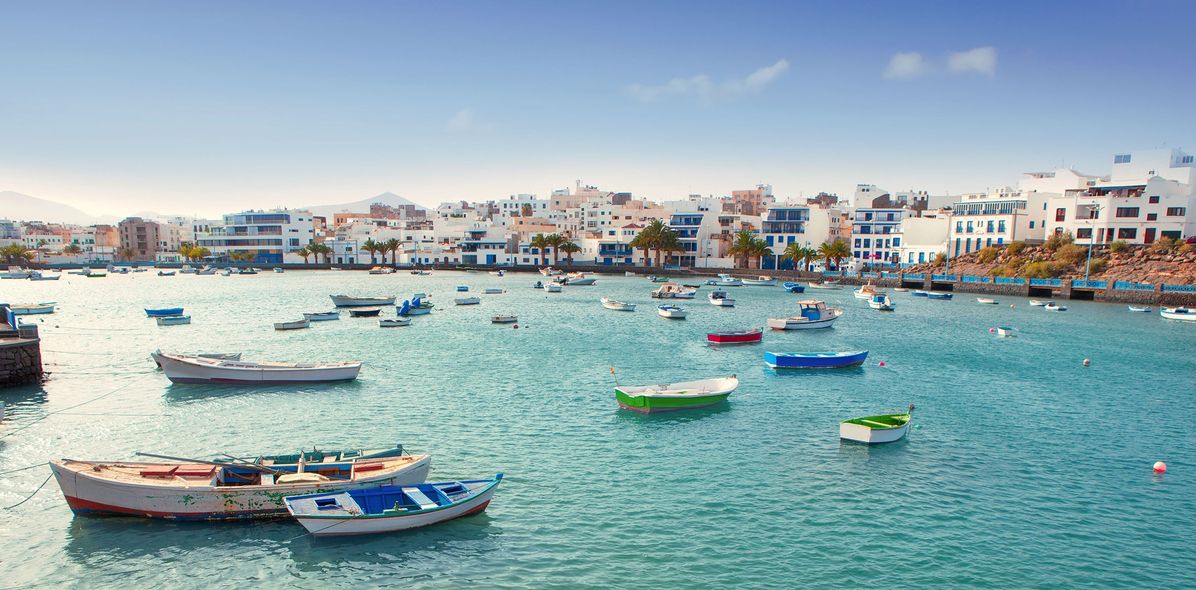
615, 376, 738, 413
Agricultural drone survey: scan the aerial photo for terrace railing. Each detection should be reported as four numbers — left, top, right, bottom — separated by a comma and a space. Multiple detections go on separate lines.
960, 275, 991, 284
1071, 279, 1108, 289
1161, 284, 1196, 293
932, 274, 958, 282
903, 273, 925, 281
994, 277, 1026, 285
1112, 281, 1154, 292
1029, 278, 1063, 287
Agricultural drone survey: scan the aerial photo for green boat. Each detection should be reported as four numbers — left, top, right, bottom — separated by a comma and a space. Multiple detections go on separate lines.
615, 375, 738, 413
839, 404, 914, 444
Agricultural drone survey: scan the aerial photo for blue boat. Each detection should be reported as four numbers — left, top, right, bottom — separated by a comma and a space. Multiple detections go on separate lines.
925, 292, 953, 300
456, 285, 469, 292
145, 307, 184, 317
911, 290, 929, 297
782, 282, 805, 293
764, 350, 869, 369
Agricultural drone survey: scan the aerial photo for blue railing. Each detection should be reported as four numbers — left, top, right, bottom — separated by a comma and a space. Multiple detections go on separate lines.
860, 272, 879, 279
903, 273, 924, 281
1113, 281, 1153, 292
842, 271, 859, 278
1161, 284, 1196, 293
881, 272, 899, 279
1029, 278, 1063, 287
1071, 279, 1108, 289
961, 275, 991, 284
932, 274, 958, 282
994, 277, 1025, 286
822, 271, 842, 277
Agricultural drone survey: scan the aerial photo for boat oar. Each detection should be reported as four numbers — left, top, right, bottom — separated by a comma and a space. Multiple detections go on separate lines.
135, 452, 285, 475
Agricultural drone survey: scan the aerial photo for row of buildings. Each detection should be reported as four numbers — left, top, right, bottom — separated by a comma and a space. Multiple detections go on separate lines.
4, 148, 1195, 270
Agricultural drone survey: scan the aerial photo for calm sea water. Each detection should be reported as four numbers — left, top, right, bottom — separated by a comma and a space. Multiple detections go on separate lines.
1, 270, 1194, 589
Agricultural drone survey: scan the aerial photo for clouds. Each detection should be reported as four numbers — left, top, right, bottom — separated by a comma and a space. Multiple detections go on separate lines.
627, 59, 789, 103
883, 47, 997, 80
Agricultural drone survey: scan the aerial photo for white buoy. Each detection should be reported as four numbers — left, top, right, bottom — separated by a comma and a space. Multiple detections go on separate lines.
1083, 358, 1091, 367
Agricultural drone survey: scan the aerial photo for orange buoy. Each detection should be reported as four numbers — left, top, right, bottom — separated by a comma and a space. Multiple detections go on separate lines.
1154, 461, 1167, 474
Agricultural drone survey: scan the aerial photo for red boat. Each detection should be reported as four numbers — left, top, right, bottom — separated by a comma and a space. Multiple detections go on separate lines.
706, 328, 763, 345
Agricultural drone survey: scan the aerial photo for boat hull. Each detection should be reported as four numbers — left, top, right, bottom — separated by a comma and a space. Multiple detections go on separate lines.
1161, 310, 1196, 321
331, 296, 396, 307
764, 350, 868, 369
615, 390, 730, 413
839, 422, 910, 444
707, 330, 762, 344
290, 481, 500, 536
156, 354, 360, 384
766, 316, 839, 330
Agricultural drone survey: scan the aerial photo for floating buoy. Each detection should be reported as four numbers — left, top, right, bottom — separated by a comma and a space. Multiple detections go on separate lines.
1154, 461, 1167, 474
989, 327, 995, 333
878, 361, 886, 367
1083, 358, 1091, 367
513, 324, 519, 329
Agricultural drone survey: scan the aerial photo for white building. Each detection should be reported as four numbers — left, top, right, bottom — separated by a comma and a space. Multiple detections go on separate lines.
197, 209, 315, 264
850, 207, 905, 267
946, 188, 1052, 257
895, 215, 950, 266
759, 205, 839, 270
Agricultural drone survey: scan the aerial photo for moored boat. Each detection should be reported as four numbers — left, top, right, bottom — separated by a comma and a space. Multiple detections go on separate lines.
28, 271, 60, 281
1160, 307, 1196, 321
539, 267, 562, 276
742, 275, 776, 286
157, 270, 176, 277
544, 283, 562, 293
145, 307, 184, 317
977, 298, 998, 304
379, 318, 412, 328
996, 326, 1016, 337
911, 290, 930, 297
558, 272, 597, 286
807, 281, 843, 290
652, 282, 697, 299
491, 315, 518, 323
489, 270, 505, 276
456, 285, 469, 292
656, 304, 688, 319
615, 375, 738, 413
705, 274, 744, 287
348, 308, 382, 317
767, 300, 843, 330
152, 351, 361, 384
764, 350, 868, 369
156, 315, 192, 326
925, 292, 952, 300
601, 297, 636, 311
1, 266, 32, 279
782, 282, 805, 293
455, 297, 481, 305
707, 328, 762, 345
1127, 306, 1152, 313
840, 405, 914, 444
868, 293, 895, 311
284, 474, 502, 537
8, 303, 56, 315
397, 297, 434, 316
303, 311, 340, 321
1028, 299, 1051, 307
274, 318, 311, 330
151, 351, 241, 368
272, 267, 284, 273
482, 288, 506, 294
331, 295, 397, 307
853, 284, 879, 299
708, 289, 735, 307
1043, 302, 1067, 312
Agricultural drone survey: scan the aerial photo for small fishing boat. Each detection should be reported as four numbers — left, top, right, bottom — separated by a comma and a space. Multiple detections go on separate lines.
379, 318, 412, 328
996, 326, 1016, 337
368, 266, 387, 275
782, 282, 805, 293
220, 269, 232, 276
153, 351, 361, 384
539, 267, 562, 276
151, 351, 241, 368
50, 446, 429, 520
558, 273, 597, 286
274, 318, 311, 330
196, 267, 216, 275
489, 270, 505, 276
157, 270, 176, 277
707, 328, 763, 345
28, 271, 60, 281
647, 275, 670, 283
601, 297, 636, 311
179, 265, 196, 274
977, 298, 998, 305
893, 287, 909, 292
348, 308, 382, 318
742, 275, 776, 286
1028, 299, 1051, 307
806, 281, 843, 290
840, 405, 914, 444
156, 315, 192, 326
767, 300, 843, 330
1127, 306, 1152, 313
331, 295, 396, 307
284, 474, 503, 537
853, 284, 879, 299
145, 307, 184, 317
764, 350, 868, 369
1043, 302, 1067, 312
868, 293, 895, 311
624, 271, 637, 277
491, 315, 518, 324
303, 311, 340, 321
708, 290, 735, 307
925, 292, 953, 300
544, 283, 562, 293
0, 266, 32, 279
410, 270, 432, 276
273, 267, 284, 273
1160, 307, 1196, 321
652, 282, 697, 299
8, 303, 56, 315
705, 274, 744, 287
456, 285, 469, 292
656, 304, 688, 319
397, 297, 434, 316
911, 290, 930, 297
482, 288, 506, 294
615, 375, 738, 413
455, 297, 481, 305
240, 268, 258, 275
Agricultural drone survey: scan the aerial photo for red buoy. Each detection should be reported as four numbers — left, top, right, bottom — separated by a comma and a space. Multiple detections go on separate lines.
1154, 461, 1167, 474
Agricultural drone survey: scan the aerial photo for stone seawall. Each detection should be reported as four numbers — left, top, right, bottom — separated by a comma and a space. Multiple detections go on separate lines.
0, 338, 43, 387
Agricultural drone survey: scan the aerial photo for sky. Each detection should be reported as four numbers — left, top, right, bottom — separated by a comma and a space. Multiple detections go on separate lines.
2, 0, 1195, 217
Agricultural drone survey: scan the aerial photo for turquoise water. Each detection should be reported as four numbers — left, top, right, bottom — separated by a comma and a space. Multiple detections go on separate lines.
1, 271, 1194, 588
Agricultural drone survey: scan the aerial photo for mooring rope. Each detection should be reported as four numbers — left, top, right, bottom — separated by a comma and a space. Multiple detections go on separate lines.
0, 373, 153, 441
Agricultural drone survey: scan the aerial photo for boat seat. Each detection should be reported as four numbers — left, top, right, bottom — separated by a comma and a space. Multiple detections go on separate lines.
402, 487, 439, 509
860, 419, 894, 428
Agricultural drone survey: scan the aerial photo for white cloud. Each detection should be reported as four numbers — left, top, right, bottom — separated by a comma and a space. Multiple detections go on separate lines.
883, 51, 929, 79
947, 46, 998, 77
627, 59, 789, 103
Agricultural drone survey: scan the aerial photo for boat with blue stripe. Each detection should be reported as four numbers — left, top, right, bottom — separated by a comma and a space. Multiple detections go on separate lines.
764, 350, 869, 369
145, 307, 184, 317
782, 282, 805, 293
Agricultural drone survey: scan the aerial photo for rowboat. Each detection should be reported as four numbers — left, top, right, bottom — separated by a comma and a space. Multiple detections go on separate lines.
491, 315, 518, 323
284, 474, 502, 537
705, 274, 744, 287
893, 287, 908, 292
925, 292, 953, 300
708, 290, 735, 307
742, 275, 776, 286
996, 326, 1016, 337
0, 266, 31, 279
616, 375, 738, 413
152, 351, 361, 384
601, 297, 636, 311
1028, 299, 1051, 307
782, 282, 805, 293
29, 271, 60, 281
539, 267, 562, 276
455, 297, 481, 305
764, 350, 868, 369
911, 290, 929, 297
657, 304, 688, 319
379, 318, 412, 328
145, 307, 184, 317
348, 308, 382, 317
456, 285, 469, 292
807, 281, 842, 290
840, 405, 914, 444
544, 283, 562, 293
559, 273, 596, 286
274, 318, 311, 330
303, 311, 340, 321
977, 298, 998, 304
868, 293, 896, 311
157, 270, 176, 277
767, 300, 843, 330
707, 328, 762, 345
1160, 307, 1196, 321
86, 270, 107, 277
50, 446, 430, 520
1043, 302, 1067, 312
8, 303, 55, 315
273, 267, 284, 273
489, 270, 505, 276
853, 284, 879, 299
156, 315, 192, 326
652, 282, 697, 299
410, 270, 432, 276
1127, 306, 1152, 313
397, 297, 434, 316
482, 288, 506, 294
330, 295, 396, 307
196, 267, 216, 275
240, 268, 258, 275
151, 352, 241, 368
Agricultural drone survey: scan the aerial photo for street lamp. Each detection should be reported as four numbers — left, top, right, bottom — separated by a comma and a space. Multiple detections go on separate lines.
1084, 205, 1103, 280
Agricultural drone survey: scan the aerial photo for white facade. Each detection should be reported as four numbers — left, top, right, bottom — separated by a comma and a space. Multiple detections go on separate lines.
895, 215, 949, 266
946, 188, 1052, 257
197, 209, 315, 264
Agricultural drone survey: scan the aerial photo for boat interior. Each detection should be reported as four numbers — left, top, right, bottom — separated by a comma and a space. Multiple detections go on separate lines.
843, 414, 909, 429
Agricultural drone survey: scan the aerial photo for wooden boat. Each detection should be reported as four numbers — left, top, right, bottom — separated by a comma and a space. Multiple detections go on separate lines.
652, 282, 697, 299
153, 351, 361, 384
840, 405, 914, 444
544, 283, 562, 293
764, 350, 868, 369
0, 266, 32, 279
807, 281, 843, 290
996, 326, 1016, 337
782, 282, 805, 293
1127, 306, 1152, 313
87, 270, 107, 277
977, 298, 998, 304
379, 318, 412, 328
273, 267, 284, 273
330, 295, 396, 307
491, 315, 518, 324
1028, 299, 1051, 306
616, 375, 738, 413
601, 297, 636, 311
925, 292, 953, 300
741, 275, 776, 286
284, 474, 502, 537
656, 304, 688, 319
303, 311, 340, 321
274, 318, 311, 330
558, 273, 596, 286
539, 267, 562, 276
853, 284, 879, 299
1160, 307, 1196, 321
145, 307, 184, 317
911, 290, 930, 297
151, 351, 241, 368
156, 315, 192, 326
157, 270, 176, 276
410, 270, 432, 276
28, 271, 60, 281
196, 267, 216, 275
708, 290, 735, 307
456, 285, 469, 292
8, 303, 55, 315
50, 446, 430, 520
767, 300, 843, 330
368, 266, 389, 275
348, 308, 382, 317
705, 274, 744, 287
868, 293, 895, 311
647, 275, 670, 283
707, 328, 763, 345
624, 271, 637, 277
1043, 302, 1067, 312
482, 288, 506, 294
489, 270, 505, 276
454, 297, 481, 305
893, 287, 909, 292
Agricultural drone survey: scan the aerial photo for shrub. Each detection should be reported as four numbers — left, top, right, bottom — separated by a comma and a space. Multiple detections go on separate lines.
1044, 232, 1074, 252
1151, 236, 1178, 253
977, 246, 999, 264
932, 253, 946, 266
1087, 258, 1108, 275
1179, 242, 1195, 255
1054, 243, 1088, 266
1109, 240, 1129, 254
1005, 241, 1027, 256
1024, 260, 1069, 278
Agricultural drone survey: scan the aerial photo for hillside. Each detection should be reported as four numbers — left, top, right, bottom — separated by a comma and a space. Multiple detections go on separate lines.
0, 191, 117, 225
303, 192, 426, 218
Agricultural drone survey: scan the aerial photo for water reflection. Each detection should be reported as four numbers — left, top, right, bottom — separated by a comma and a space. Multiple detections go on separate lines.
612, 402, 731, 427
162, 380, 363, 405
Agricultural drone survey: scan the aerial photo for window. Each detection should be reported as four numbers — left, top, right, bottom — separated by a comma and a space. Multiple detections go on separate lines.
1113, 154, 1131, 164
1166, 207, 1186, 216
1055, 208, 1066, 222
892, 237, 900, 247
986, 221, 994, 233
1115, 207, 1139, 218
854, 238, 861, 247
1076, 228, 1092, 239
1147, 213, 1157, 221
955, 221, 963, 232
1029, 221, 1035, 229
1117, 228, 1137, 239
998, 220, 1006, 233
1149, 196, 1160, 204
966, 221, 974, 233
1183, 155, 1194, 164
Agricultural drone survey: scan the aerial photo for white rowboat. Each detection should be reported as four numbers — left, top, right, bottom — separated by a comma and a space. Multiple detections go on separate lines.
152, 351, 361, 384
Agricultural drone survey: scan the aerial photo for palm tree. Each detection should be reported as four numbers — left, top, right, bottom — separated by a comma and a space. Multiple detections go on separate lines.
781, 242, 804, 271
636, 220, 668, 267
2, 244, 27, 263
818, 239, 851, 271
654, 226, 683, 268
545, 233, 564, 265
297, 245, 312, 264
21, 250, 35, 264
384, 238, 400, 265
559, 240, 581, 266
628, 232, 653, 267
362, 238, 379, 264
63, 243, 83, 257
116, 247, 135, 261
749, 239, 772, 269
727, 230, 756, 269
530, 234, 550, 267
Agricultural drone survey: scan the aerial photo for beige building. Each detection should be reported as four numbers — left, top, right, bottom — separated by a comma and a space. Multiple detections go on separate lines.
117, 217, 161, 261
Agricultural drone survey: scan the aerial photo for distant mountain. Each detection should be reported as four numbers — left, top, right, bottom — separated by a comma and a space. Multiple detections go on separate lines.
0, 191, 118, 225
303, 192, 427, 218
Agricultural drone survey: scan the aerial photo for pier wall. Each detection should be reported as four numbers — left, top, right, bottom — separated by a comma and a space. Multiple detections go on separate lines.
0, 336, 43, 387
